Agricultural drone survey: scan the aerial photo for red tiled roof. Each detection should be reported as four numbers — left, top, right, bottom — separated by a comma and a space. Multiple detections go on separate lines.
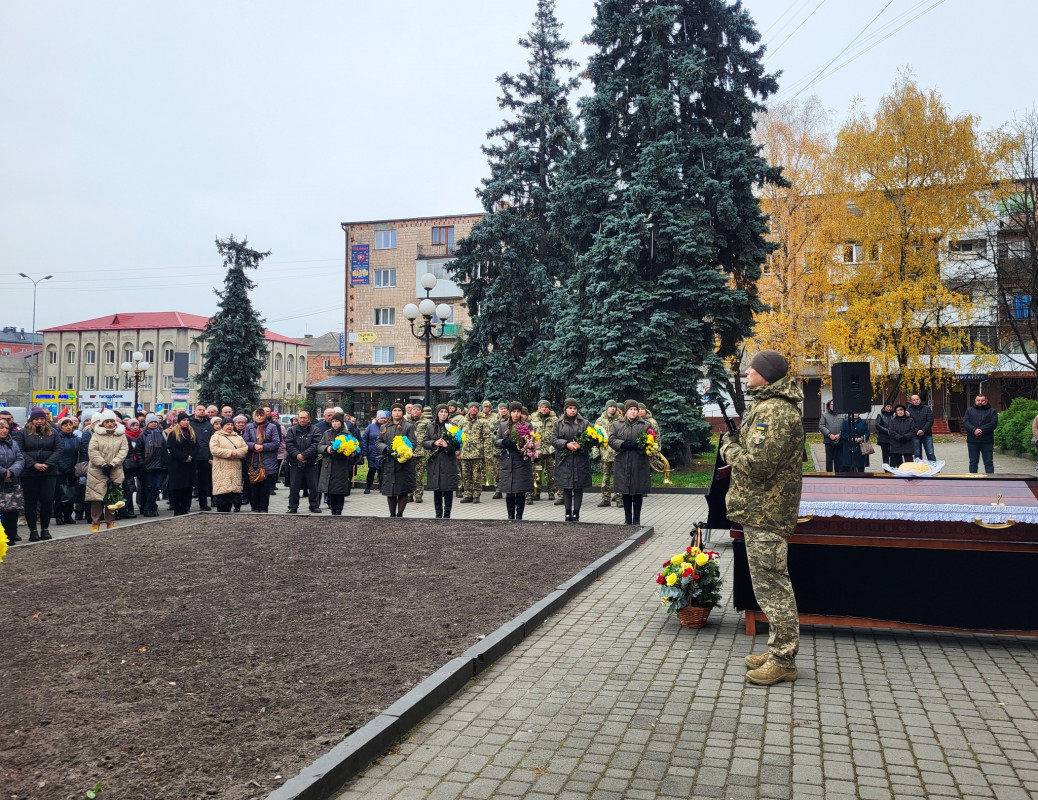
40, 312, 308, 346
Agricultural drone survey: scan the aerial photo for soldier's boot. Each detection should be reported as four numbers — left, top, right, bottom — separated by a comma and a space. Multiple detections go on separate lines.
744, 652, 769, 669
460, 494, 474, 503
614, 498, 623, 508
492, 490, 502, 499
471, 494, 480, 504
553, 492, 564, 506
746, 661, 797, 686
597, 495, 612, 507
413, 494, 423, 504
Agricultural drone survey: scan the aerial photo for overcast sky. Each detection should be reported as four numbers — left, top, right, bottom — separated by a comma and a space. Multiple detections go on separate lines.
3, 0, 1035, 341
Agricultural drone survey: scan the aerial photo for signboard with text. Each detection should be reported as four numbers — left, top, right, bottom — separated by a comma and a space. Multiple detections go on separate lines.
79, 391, 135, 410
350, 244, 370, 285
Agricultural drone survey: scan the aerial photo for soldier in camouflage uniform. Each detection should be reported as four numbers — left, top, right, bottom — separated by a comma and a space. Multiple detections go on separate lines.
447, 401, 466, 497
459, 402, 492, 502
639, 403, 663, 444
490, 403, 508, 498
408, 405, 431, 503
528, 400, 559, 503
719, 350, 804, 687
480, 401, 495, 489
595, 400, 621, 507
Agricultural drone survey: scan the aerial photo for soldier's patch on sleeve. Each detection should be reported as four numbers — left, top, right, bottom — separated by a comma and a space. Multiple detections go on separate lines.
751, 423, 767, 445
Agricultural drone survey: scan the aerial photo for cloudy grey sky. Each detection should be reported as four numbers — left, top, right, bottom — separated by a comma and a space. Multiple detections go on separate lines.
3, 0, 1035, 340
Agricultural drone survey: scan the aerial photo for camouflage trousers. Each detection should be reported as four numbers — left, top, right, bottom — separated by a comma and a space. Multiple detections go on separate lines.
600, 460, 620, 500
460, 459, 486, 499
743, 526, 799, 669
529, 456, 555, 500
487, 454, 499, 488
411, 455, 427, 501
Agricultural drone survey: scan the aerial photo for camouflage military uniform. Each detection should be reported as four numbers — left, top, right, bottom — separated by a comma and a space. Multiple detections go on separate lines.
595, 407, 621, 506
448, 407, 466, 497
719, 375, 805, 671
528, 408, 558, 502
410, 408, 431, 502
459, 411, 493, 501
488, 410, 508, 495
480, 405, 496, 488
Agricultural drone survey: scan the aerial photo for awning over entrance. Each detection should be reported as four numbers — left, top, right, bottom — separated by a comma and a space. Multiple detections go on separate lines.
307, 371, 457, 391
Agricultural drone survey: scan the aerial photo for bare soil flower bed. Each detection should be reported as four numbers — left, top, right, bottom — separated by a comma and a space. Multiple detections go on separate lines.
0, 515, 635, 800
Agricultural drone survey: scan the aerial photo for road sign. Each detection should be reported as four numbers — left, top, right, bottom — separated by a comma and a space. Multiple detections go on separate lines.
357, 332, 377, 343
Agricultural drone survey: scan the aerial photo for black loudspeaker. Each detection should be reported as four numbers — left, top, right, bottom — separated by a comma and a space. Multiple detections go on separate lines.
831, 362, 872, 414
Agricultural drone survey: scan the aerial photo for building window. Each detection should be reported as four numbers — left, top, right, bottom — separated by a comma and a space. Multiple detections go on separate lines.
1012, 295, 1032, 319
47, 347, 57, 364
104, 376, 119, 390
65, 376, 75, 390
1, 348, 8, 356
163, 375, 174, 389
84, 347, 96, 365
66, 347, 76, 364
426, 261, 453, 280
104, 346, 116, 365
143, 348, 154, 363
124, 346, 134, 364
999, 239, 1029, 260
85, 375, 96, 389
431, 344, 452, 364
165, 347, 175, 363
47, 376, 57, 389
143, 376, 153, 389
286, 355, 294, 374
323, 359, 331, 370
431, 226, 455, 252
374, 308, 396, 326
373, 346, 395, 365
374, 268, 397, 288
949, 239, 984, 255
299, 357, 306, 373
274, 354, 282, 372
262, 380, 268, 390
274, 381, 280, 394
374, 229, 397, 249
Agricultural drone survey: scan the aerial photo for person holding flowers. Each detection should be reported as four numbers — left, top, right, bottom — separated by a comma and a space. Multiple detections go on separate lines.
608, 400, 652, 526
422, 404, 461, 519
318, 412, 360, 515
376, 402, 417, 518
85, 409, 129, 532
552, 398, 596, 523
494, 401, 535, 521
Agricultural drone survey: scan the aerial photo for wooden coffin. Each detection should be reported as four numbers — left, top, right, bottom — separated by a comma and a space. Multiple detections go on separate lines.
730, 472, 1038, 636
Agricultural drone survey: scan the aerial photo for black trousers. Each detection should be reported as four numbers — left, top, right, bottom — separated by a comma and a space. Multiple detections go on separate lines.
195, 460, 213, 506
433, 490, 454, 518
289, 462, 319, 511
22, 474, 56, 533
1, 510, 18, 541
250, 473, 276, 512
505, 494, 527, 520
170, 487, 193, 516
327, 493, 346, 514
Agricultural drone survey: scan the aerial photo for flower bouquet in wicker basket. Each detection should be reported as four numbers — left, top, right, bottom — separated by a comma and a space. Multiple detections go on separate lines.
654, 538, 722, 629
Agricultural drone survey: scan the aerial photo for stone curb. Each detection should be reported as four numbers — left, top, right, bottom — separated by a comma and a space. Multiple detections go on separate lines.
266, 524, 656, 800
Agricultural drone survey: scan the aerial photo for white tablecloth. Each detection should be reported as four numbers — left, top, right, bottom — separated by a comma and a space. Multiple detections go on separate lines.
798, 500, 1038, 525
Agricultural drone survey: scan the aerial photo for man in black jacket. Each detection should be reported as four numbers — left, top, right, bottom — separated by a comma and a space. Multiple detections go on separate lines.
285, 410, 323, 514
963, 395, 998, 474
908, 394, 936, 461
189, 404, 215, 511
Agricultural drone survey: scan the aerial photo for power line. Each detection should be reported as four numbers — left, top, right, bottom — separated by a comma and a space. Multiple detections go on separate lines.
764, 0, 829, 63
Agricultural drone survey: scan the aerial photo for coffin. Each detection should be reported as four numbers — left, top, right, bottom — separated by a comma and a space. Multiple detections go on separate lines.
730, 472, 1038, 636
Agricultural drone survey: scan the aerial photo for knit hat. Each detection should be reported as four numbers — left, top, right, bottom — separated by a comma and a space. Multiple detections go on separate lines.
435, 403, 449, 414
521, 406, 529, 415
333, 412, 345, 423
637, 402, 647, 410
467, 402, 479, 410
508, 401, 523, 412
176, 411, 190, 422
28, 407, 47, 421
220, 417, 235, 428
390, 402, 404, 412
564, 397, 579, 410
376, 409, 388, 419
233, 414, 248, 423
624, 399, 639, 410
98, 409, 120, 424
537, 399, 551, 410
749, 350, 789, 384
145, 413, 159, 425
605, 399, 618, 409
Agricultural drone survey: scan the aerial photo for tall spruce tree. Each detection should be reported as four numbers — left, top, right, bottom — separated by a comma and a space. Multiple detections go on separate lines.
548, 0, 781, 459
195, 235, 271, 410
447, 0, 579, 405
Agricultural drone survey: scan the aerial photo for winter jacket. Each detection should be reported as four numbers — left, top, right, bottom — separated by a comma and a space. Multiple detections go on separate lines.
529, 411, 558, 456
210, 431, 248, 496
15, 426, 63, 477
962, 402, 998, 443
56, 430, 80, 476
888, 413, 916, 455
361, 422, 382, 467
136, 426, 168, 471
85, 422, 129, 502
422, 419, 460, 492
284, 423, 322, 465
719, 375, 805, 537
189, 415, 215, 460
608, 416, 652, 496
595, 410, 621, 463
317, 428, 359, 495
165, 430, 200, 491
907, 402, 934, 436
376, 420, 417, 496
874, 409, 893, 445
552, 414, 594, 490
0, 435, 25, 483
242, 421, 281, 474
494, 421, 535, 495
459, 414, 493, 459
839, 417, 870, 471
819, 406, 844, 448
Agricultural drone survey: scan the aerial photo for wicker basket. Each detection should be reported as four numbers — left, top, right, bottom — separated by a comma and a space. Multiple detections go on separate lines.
677, 605, 711, 629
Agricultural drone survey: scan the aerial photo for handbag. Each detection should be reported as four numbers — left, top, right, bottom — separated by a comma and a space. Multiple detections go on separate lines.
247, 452, 266, 484
75, 461, 88, 479
56, 482, 78, 505
859, 440, 876, 455
0, 480, 25, 512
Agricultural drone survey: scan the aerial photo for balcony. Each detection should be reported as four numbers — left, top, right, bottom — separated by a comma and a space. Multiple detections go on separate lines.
440, 323, 460, 336
417, 243, 455, 259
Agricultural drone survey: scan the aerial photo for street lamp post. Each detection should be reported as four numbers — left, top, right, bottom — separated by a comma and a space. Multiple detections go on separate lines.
18, 273, 52, 405
402, 272, 453, 409
121, 352, 150, 412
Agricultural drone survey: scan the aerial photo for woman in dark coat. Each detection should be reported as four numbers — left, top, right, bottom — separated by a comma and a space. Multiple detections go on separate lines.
165, 413, 199, 515
135, 414, 168, 517
0, 417, 25, 544
887, 405, 915, 468
242, 408, 281, 513
53, 416, 80, 526
552, 398, 594, 523
16, 408, 63, 541
839, 412, 870, 473
376, 403, 417, 517
874, 403, 894, 467
608, 400, 652, 526
423, 404, 460, 519
317, 413, 359, 515
494, 401, 535, 521
361, 412, 386, 493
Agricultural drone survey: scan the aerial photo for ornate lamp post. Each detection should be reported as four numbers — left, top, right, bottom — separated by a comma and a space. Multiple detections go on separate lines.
402, 272, 452, 409
121, 352, 150, 412
18, 272, 52, 404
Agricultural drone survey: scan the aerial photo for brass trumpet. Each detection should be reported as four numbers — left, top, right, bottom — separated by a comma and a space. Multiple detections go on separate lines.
650, 450, 672, 484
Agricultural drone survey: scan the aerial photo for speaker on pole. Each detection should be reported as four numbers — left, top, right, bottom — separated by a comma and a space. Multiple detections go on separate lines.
831, 362, 872, 414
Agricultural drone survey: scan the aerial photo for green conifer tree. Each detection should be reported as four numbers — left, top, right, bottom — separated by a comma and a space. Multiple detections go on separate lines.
447, 0, 579, 405
195, 236, 271, 410
549, 0, 781, 459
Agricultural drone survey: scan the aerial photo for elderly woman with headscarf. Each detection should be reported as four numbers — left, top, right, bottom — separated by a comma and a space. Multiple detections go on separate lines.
85, 409, 129, 532
243, 407, 281, 513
